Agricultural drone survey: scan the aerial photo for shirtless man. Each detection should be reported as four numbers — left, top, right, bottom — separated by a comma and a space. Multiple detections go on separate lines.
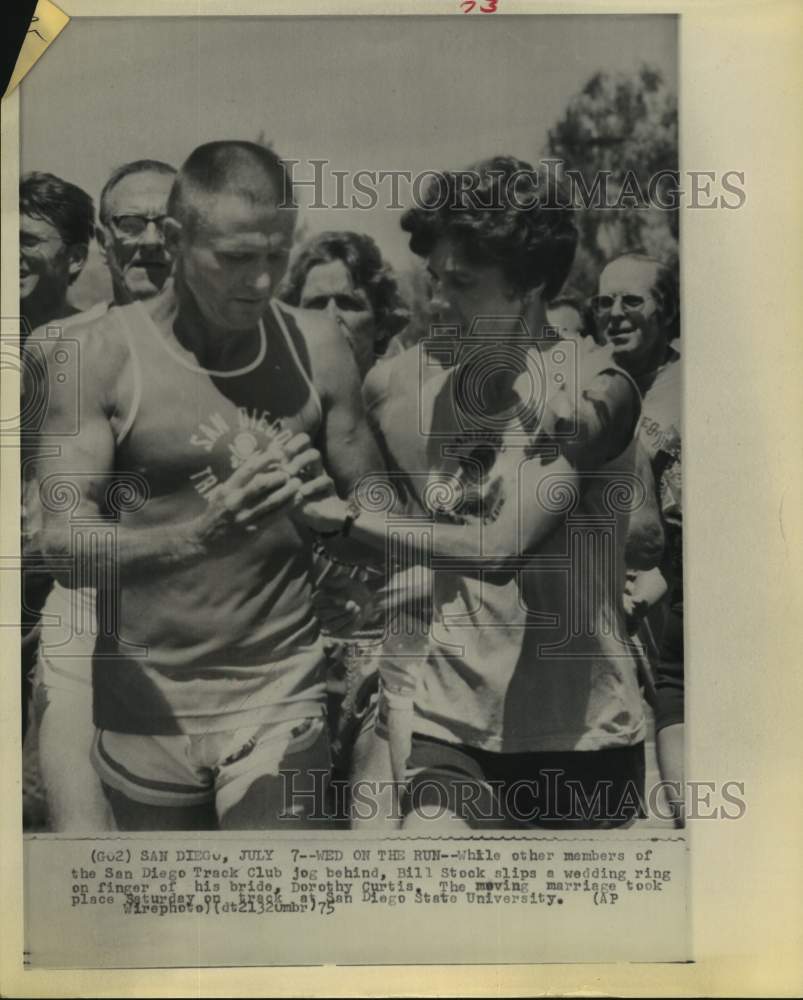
31, 140, 382, 830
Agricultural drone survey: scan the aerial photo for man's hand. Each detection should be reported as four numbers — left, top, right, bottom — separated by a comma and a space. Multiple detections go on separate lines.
283, 431, 337, 502
191, 433, 334, 548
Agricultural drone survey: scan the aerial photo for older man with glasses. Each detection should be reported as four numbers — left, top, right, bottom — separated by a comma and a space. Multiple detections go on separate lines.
593, 251, 684, 825
96, 159, 177, 304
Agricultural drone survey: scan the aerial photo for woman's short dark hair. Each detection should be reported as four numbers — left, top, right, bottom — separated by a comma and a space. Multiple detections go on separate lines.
281, 231, 409, 352
20, 171, 95, 247
400, 155, 578, 300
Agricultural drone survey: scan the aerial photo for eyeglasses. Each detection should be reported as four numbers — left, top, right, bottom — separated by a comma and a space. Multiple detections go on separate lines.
589, 293, 649, 316
110, 214, 168, 238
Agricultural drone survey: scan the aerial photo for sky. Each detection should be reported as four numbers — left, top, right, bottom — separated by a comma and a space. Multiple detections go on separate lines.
20, 14, 677, 305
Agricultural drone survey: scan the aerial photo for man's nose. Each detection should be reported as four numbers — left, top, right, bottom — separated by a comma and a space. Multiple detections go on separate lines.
138, 220, 166, 248
610, 294, 625, 318
251, 267, 272, 294
324, 297, 345, 323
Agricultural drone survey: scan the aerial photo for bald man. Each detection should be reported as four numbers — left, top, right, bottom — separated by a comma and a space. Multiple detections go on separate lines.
31, 141, 383, 830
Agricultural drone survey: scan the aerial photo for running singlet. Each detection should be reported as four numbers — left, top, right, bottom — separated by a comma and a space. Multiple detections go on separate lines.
368, 335, 648, 754
92, 300, 326, 735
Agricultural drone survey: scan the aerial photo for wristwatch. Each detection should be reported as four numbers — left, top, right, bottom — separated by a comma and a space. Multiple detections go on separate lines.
316, 495, 362, 539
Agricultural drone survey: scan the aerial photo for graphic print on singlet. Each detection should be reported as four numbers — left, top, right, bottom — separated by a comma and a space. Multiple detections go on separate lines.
638, 351, 683, 625
93, 301, 327, 736
639, 354, 682, 529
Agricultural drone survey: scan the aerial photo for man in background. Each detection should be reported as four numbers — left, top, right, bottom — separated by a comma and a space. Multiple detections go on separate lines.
96, 159, 177, 304
19, 171, 95, 826
28, 160, 178, 831
19, 172, 94, 342
593, 251, 684, 824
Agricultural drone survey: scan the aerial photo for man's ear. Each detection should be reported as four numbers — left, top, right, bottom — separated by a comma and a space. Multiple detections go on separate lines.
163, 217, 183, 256
66, 243, 89, 284
95, 224, 109, 265
521, 282, 545, 305
519, 281, 545, 325
661, 300, 678, 328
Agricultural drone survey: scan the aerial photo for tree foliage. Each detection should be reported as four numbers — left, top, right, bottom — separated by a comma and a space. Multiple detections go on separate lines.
545, 64, 679, 296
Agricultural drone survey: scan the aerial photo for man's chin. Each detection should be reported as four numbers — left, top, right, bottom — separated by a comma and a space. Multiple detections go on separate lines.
609, 334, 642, 358
227, 300, 270, 326
125, 277, 167, 300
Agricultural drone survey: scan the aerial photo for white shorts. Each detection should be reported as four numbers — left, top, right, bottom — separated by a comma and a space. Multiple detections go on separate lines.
91, 715, 330, 819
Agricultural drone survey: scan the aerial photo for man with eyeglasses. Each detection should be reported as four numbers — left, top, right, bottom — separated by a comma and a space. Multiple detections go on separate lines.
592, 251, 684, 825
26, 160, 177, 831
97, 159, 177, 304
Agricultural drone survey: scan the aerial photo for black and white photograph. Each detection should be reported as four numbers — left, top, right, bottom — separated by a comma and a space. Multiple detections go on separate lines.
2, 0, 801, 992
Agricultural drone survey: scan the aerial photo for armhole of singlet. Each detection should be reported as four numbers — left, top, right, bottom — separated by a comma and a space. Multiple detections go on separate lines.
113, 308, 143, 447
269, 301, 324, 427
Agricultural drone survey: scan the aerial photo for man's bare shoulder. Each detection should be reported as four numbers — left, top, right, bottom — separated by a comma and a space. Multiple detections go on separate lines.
28, 302, 118, 352
276, 302, 360, 395
26, 302, 131, 389
363, 343, 421, 409
278, 302, 345, 355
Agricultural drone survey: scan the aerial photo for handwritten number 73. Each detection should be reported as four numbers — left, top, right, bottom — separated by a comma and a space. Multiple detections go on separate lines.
461, 0, 499, 13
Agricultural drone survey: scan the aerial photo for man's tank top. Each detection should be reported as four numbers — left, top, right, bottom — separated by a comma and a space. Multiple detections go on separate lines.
370, 338, 648, 754
93, 299, 326, 735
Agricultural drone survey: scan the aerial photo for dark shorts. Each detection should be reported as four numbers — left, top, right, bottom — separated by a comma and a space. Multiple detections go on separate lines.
404, 734, 646, 830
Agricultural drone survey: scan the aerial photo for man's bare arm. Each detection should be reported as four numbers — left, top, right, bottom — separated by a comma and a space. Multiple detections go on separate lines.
291, 308, 386, 494
287, 309, 390, 565
30, 323, 319, 587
